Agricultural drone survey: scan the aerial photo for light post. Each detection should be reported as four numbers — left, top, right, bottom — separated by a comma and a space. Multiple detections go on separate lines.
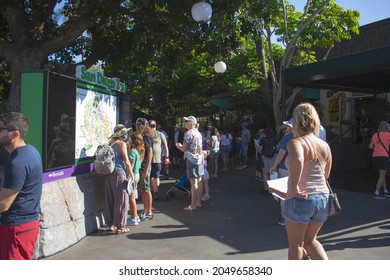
191, 1, 212, 24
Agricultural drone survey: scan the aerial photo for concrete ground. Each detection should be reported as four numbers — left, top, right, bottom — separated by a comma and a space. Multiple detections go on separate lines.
43, 160, 390, 260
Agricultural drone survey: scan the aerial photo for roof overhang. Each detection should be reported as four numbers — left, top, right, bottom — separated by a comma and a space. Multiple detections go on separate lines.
284, 45, 390, 93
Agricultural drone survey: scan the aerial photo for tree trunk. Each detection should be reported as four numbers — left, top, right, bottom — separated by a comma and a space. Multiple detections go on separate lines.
7, 50, 45, 112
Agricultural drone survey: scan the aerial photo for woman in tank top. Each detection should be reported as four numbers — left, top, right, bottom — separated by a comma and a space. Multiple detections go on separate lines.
284, 103, 332, 260
105, 124, 132, 234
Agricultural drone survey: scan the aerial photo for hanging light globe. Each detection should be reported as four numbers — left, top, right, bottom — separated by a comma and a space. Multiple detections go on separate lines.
191, 1, 212, 24
214, 61, 227, 73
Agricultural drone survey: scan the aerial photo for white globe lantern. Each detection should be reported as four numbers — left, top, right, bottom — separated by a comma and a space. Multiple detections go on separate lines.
214, 61, 227, 73
191, 2, 212, 24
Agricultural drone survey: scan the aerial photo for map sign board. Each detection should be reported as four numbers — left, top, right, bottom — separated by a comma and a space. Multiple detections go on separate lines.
75, 83, 118, 160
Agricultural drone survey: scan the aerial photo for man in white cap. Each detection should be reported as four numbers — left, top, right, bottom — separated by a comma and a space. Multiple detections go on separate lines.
176, 116, 204, 210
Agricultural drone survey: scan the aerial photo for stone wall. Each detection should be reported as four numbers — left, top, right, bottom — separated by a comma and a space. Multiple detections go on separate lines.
36, 173, 106, 259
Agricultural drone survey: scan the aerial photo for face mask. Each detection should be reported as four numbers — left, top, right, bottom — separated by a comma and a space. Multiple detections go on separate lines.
122, 133, 129, 142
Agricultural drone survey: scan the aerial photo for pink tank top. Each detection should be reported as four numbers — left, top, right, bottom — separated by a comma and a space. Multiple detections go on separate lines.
285, 137, 329, 199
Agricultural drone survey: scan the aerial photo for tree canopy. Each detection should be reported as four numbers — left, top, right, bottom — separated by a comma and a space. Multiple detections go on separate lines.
0, 0, 360, 128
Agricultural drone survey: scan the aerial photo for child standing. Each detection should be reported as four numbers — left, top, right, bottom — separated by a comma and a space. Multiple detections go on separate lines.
201, 150, 211, 201
127, 132, 145, 226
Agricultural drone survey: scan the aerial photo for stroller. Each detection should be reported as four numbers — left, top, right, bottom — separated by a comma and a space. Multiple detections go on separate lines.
161, 174, 191, 201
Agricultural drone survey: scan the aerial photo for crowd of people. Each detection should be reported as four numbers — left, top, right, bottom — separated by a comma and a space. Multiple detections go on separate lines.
1, 101, 389, 260
103, 102, 334, 260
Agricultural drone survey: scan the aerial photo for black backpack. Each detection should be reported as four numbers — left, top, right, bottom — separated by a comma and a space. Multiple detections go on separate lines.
263, 138, 276, 158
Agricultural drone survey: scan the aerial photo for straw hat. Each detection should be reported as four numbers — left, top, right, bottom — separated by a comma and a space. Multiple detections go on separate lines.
110, 124, 131, 138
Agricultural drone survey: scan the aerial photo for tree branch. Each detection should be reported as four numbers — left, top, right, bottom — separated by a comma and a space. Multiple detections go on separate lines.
282, 0, 330, 69
39, 0, 126, 55
5, 0, 32, 44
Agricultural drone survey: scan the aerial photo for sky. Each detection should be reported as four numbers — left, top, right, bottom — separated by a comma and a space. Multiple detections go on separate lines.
289, 0, 390, 26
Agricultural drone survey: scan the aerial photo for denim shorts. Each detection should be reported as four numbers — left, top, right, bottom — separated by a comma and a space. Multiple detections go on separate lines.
283, 194, 329, 224
220, 145, 231, 154
186, 159, 204, 178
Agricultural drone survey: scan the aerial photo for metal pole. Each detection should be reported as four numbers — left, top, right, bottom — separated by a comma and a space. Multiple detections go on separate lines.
338, 96, 343, 144
281, 66, 286, 121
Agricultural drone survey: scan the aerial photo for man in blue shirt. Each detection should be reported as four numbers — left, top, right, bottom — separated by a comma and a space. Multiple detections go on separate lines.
270, 120, 294, 226
0, 112, 42, 260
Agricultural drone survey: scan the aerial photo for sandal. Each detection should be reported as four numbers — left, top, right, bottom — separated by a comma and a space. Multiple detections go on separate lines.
116, 227, 129, 234
108, 225, 117, 232
184, 205, 196, 211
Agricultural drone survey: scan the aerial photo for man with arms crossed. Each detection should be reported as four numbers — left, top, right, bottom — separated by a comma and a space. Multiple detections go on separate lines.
0, 112, 42, 260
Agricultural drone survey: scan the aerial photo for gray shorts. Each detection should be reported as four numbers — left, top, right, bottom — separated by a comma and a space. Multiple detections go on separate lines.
186, 159, 204, 178
262, 155, 276, 172
241, 144, 248, 156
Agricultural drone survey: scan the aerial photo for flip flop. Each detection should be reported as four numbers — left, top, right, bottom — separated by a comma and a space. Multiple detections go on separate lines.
184, 205, 196, 211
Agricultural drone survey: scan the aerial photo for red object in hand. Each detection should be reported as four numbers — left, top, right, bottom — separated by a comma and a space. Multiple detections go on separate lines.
162, 156, 170, 165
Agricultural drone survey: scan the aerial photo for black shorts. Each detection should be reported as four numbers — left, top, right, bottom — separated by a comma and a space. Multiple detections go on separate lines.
372, 156, 389, 170
150, 163, 162, 178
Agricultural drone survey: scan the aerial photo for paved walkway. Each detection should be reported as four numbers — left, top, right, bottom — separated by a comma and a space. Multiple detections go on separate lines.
44, 161, 390, 260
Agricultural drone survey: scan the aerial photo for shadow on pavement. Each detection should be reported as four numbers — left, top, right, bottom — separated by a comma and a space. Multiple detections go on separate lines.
44, 158, 390, 260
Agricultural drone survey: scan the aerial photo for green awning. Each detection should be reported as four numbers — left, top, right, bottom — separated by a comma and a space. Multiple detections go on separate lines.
284, 45, 390, 93
209, 93, 234, 109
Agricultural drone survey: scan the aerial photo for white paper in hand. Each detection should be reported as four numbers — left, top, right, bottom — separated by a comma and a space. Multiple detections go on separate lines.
267, 176, 289, 200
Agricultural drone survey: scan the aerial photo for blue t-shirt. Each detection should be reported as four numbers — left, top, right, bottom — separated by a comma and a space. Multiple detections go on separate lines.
1, 145, 43, 225
278, 133, 294, 170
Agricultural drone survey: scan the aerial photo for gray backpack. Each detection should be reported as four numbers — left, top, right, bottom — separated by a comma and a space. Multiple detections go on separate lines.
94, 144, 115, 175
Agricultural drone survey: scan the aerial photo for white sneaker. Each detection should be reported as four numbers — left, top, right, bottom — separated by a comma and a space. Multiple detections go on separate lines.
129, 218, 139, 226
202, 193, 211, 201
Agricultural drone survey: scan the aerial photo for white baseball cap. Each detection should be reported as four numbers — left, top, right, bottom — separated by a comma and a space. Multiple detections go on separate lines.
183, 116, 197, 124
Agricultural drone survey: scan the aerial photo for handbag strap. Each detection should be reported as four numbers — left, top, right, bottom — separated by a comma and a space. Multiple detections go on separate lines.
302, 136, 334, 194
377, 132, 389, 155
